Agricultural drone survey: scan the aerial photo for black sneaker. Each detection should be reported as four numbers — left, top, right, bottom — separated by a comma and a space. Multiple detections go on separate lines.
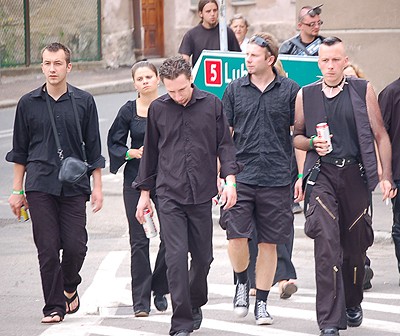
254, 299, 273, 325
363, 265, 374, 290
233, 280, 250, 317
192, 307, 202, 330
153, 293, 168, 312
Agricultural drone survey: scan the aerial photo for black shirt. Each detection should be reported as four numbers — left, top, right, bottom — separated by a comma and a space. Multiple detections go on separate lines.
6, 84, 105, 196
379, 78, 400, 181
323, 86, 360, 159
133, 86, 242, 204
178, 23, 242, 66
222, 71, 300, 187
107, 100, 146, 186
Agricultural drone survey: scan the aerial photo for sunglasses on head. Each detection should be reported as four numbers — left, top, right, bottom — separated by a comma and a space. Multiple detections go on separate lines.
249, 36, 274, 55
300, 4, 323, 21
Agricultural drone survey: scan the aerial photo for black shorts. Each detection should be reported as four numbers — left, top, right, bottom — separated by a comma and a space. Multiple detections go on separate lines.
220, 182, 293, 244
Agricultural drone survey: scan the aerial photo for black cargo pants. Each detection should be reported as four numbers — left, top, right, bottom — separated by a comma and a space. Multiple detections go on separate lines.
304, 162, 373, 330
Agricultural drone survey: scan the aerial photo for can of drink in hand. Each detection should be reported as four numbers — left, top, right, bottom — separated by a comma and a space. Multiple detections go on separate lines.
316, 122, 333, 153
212, 195, 221, 207
143, 209, 157, 238
20, 206, 30, 222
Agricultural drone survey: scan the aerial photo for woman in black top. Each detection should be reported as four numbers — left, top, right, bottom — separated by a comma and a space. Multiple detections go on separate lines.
107, 61, 168, 317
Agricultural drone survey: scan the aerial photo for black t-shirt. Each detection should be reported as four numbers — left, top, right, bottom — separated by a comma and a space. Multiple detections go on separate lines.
178, 23, 241, 66
323, 86, 360, 159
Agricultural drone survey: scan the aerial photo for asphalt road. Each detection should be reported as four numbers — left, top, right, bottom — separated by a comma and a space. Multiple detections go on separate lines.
1, 91, 399, 336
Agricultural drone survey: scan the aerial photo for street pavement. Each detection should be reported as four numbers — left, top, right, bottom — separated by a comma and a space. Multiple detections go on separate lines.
1, 62, 399, 336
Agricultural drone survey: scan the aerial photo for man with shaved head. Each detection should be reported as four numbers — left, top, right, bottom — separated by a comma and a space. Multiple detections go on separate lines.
293, 37, 396, 335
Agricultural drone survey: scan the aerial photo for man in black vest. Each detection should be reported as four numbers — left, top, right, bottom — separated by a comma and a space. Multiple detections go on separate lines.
293, 37, 396, 336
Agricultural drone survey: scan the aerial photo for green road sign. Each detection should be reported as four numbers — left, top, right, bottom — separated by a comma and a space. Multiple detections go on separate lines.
192, 50, 322, 99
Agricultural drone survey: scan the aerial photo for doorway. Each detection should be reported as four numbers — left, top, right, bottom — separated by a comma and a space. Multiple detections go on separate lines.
141, 0, 164, 57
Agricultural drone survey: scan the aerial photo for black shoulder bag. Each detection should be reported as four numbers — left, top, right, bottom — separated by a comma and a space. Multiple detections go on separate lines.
45, 89, 89, 184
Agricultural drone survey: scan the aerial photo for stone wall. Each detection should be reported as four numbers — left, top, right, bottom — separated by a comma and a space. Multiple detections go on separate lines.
102, 0, 136, 68
297, 0, 400, 92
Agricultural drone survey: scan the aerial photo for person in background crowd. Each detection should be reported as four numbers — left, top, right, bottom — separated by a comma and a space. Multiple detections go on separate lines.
6, 42, 105, 324
229, 13, 250, 51
293, 36, 396, 336
343, 63, 365, 79
221, 32, 301, 326
280, 4, 325, 215
178, 0, 241, 66
279, 4, 325, 56
378, 76, 400, 287
107, 61, 169, 317
134, 56, 241, 336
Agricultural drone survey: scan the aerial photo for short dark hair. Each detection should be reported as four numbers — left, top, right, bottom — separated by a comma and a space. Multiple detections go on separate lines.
41, 42, 71, 64
198, 0, 218, 12
322, 36, 343, 46
131, 61, 158, 81
159, 56, 192, 82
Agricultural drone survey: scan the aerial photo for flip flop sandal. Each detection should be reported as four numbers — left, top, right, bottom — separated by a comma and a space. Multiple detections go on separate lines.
41, 312, 64, 324
65, 290, 80, 314
280, 282, 298, 299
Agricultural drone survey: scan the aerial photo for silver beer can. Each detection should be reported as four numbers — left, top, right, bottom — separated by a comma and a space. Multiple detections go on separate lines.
316, 122, 333, 153
143, 208, 157, 238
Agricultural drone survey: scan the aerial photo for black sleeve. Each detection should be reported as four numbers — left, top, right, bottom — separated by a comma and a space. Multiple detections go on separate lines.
107, 102, 132, 174
227, 27, 242, 52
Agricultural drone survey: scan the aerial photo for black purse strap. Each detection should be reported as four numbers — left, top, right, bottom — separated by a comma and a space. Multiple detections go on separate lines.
45, 87, 87, 163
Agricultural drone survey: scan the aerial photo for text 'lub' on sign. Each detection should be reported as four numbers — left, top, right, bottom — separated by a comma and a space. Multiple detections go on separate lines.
192, 50, 321, 99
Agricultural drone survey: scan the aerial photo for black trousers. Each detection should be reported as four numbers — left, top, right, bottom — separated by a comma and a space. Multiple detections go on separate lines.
305, 163, 373, 330
26, 191, 88, 317
123, 186, 168, 313
157, 198, 213, 335
392, 180, 400, 274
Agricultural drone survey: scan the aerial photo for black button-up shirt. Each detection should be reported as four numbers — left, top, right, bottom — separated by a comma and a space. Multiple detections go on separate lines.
6, 84, 105, 196
222, 72, 300, 187
133, 86, 242, 204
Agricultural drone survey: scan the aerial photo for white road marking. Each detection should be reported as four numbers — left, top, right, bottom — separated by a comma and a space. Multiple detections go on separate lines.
39, 251, 400, 335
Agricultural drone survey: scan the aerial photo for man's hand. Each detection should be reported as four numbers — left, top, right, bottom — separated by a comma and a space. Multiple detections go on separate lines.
135, 190, 152, 224
91, 188, 103, 213
380, 179, 397, 202
8, 194, 28, 219
220, 184, 237, 210
312, 136, 332, 156
294, 178, 304, 202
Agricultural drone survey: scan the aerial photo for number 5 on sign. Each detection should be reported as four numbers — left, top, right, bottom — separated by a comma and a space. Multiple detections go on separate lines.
204, 59, 222, 87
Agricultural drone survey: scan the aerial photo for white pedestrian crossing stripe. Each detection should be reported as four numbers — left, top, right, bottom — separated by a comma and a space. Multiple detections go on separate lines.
40, 251, 400, 336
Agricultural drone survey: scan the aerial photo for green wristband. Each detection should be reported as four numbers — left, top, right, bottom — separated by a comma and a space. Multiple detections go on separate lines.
225, 181, 237, 188
125, 150, 132, 161
309, 135, 316, 149
297, 173, 304, 179
12, 190, 24, 195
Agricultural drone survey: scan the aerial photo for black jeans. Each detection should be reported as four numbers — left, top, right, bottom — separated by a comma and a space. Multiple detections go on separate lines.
26, 191, 88, 317
123, 186, 168, 313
